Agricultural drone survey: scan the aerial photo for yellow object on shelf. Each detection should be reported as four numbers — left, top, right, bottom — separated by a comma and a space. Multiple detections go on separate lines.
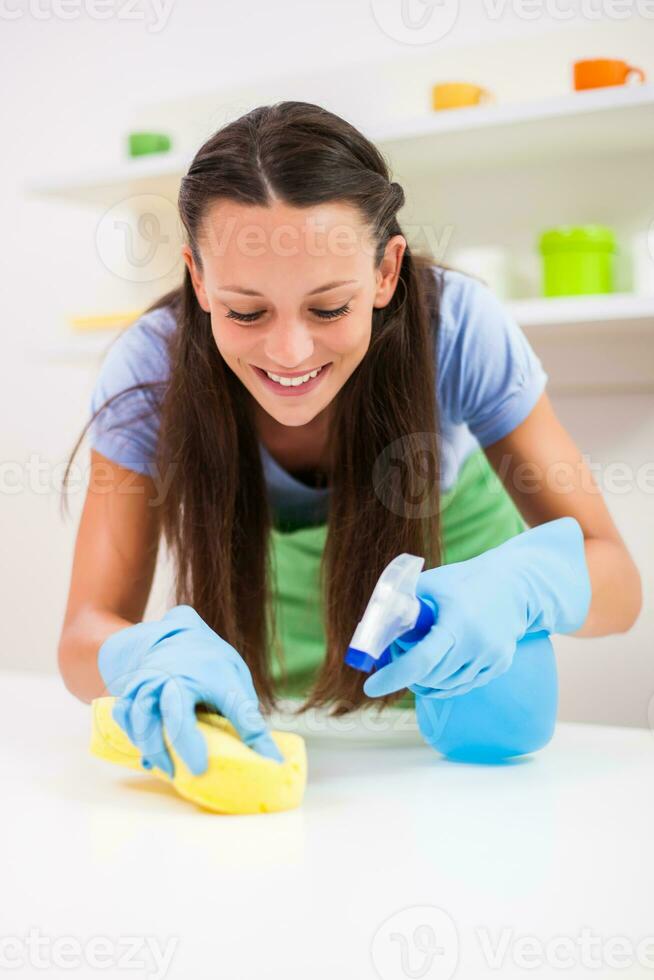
431, 82, 493, 111
68, 310, 144, 333
89, 696, 307, 815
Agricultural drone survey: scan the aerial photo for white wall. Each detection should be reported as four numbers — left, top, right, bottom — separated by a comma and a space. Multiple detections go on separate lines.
2, 1, 652, 726
552, 392, 654, 727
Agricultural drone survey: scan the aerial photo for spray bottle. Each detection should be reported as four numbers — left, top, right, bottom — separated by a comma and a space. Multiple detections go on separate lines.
345, 553, 558, 762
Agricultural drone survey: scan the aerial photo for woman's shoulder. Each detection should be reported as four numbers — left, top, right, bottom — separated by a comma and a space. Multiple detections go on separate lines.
131, 301, 178, 337
429, 263, 548, 442
95, 302, 177, 391
430, 263, 526, 363
431, 264, 498, 329
90, 301, 178, 417
429, 264, 505, 381
116, 302, 177, 365
88, 302, 178, 475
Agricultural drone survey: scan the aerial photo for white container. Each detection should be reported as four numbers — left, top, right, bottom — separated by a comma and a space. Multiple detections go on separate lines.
447, 245, 510, 299
631, 226, 654, 296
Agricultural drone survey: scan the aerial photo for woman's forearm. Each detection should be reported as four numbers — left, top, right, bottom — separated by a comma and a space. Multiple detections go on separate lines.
58, 608, 136, 703
573, 538, 642, 638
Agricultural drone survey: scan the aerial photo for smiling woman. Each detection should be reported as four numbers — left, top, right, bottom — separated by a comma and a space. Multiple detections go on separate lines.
58, 100, 640, 779
61, 101, 446, 727
184, 197, 400, 443
181, 197, 409, 492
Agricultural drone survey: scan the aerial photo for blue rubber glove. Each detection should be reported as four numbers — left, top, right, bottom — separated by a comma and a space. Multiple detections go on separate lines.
364, 517, 591, 701
97, 604, 283, 777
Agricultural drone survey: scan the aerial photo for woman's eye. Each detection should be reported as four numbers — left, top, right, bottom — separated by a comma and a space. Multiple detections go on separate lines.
224, 303, 351, 324
313, 303, 351, 320
225, 309, 264, 323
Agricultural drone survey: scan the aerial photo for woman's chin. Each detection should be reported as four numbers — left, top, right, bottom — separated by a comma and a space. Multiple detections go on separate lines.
261, 399, 325, 427
250, 383, 333, 426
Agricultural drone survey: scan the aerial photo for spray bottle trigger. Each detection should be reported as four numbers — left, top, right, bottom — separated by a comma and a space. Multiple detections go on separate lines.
394, 596, 438, 650
370, 597, 437, 672
371, 646, 393, 672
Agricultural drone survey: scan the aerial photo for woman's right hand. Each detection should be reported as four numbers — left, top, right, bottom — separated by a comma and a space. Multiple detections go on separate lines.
97, 604, 284, 777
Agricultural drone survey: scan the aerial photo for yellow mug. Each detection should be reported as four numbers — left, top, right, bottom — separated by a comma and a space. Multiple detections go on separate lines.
432, 82, 493, 111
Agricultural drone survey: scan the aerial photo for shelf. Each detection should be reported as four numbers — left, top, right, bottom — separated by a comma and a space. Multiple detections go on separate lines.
25, 151, 192, 207
508, 293, 654, 393
25, 85, 654, 206
376, 84, 654, 178
27, 329, 123, 363
508, 293, 654, 336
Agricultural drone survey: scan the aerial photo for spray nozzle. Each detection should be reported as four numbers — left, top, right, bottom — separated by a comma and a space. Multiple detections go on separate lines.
344, 553, 435, 674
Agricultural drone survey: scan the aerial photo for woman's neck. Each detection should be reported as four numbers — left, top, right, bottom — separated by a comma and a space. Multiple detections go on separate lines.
253, 402, 332, 478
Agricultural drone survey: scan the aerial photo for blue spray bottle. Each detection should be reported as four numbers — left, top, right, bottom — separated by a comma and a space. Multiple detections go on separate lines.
345, 553, 557, 762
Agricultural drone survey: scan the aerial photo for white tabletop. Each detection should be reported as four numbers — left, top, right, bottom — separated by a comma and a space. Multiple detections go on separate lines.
2, 669, 653, 979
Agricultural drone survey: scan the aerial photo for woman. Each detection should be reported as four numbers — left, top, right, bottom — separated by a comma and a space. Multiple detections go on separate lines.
58, 101, 641, 776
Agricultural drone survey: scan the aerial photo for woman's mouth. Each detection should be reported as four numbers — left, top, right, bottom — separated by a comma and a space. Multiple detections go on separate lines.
251, 362, 332, 397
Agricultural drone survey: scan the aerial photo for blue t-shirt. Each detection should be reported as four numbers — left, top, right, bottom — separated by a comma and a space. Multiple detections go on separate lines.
88, 267, 547, 527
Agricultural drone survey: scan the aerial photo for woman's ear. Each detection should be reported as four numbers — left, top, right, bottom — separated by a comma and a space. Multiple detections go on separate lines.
373, 234, 407, 309
181, 245, 211, 313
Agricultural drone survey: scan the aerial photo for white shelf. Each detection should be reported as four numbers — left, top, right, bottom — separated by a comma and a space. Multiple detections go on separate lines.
509, 293, 654, 393
25, 85, 654, 205
25, 151, 192, 207
376, 83, 654, 178
508, 293, 654, 335
27, 329, 123, 363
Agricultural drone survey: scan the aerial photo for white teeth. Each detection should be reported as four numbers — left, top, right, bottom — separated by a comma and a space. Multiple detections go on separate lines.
264, 366, 322, 387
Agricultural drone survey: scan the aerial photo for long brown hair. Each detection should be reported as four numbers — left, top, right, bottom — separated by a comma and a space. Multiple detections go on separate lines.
63, 101, 445, 716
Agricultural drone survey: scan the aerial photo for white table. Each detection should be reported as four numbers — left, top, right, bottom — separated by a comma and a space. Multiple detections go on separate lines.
2, 670, 653, 979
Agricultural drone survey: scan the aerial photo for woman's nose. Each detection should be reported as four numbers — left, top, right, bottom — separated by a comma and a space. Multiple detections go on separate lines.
263, 318, 314, 368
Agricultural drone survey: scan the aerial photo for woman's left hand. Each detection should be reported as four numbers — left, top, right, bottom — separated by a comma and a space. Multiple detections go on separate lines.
363, 517, 591, 701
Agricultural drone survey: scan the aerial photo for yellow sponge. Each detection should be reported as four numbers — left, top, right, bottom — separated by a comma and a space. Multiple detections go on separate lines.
89, 696, 307, 814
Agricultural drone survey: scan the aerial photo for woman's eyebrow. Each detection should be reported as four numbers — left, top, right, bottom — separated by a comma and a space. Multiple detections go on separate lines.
217, 279, 359, 297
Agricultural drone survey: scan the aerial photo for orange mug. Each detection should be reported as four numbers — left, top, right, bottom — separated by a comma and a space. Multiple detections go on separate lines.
573, 58, 646, 91
431, 82, 493, 111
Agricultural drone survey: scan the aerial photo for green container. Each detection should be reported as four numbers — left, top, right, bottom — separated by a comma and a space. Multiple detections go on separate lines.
538, 225, 616, 297
127, 131, 172, 158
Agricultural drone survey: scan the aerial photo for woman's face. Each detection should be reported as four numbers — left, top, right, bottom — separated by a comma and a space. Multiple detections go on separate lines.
183, 198, 406, 429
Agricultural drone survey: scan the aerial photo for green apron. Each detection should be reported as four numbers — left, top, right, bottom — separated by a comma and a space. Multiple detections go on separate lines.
268, 449, 526, 708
